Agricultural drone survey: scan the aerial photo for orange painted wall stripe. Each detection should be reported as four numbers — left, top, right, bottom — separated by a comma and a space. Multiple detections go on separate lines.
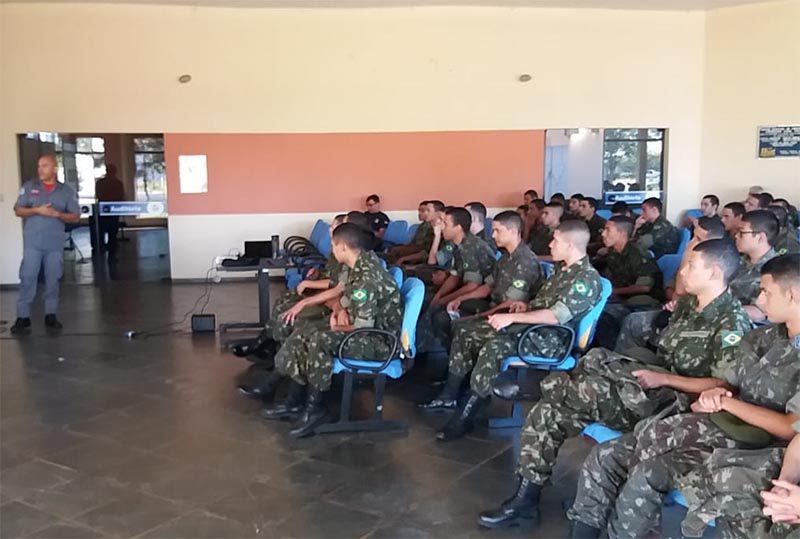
164, 131, 544, 215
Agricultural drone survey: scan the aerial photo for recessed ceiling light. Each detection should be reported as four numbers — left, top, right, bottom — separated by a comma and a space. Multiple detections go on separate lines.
178, 74, 192, 84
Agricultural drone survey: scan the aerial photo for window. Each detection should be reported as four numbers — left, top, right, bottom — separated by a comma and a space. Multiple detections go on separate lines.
134, 136, 166, 203
75, 136, 106, 201
602, 128, 665, 206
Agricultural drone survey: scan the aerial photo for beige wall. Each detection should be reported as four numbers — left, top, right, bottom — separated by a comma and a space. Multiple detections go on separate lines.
701, 0, 800, 203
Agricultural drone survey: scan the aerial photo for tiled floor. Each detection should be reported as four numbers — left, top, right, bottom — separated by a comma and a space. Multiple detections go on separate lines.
1, 275, 701, 538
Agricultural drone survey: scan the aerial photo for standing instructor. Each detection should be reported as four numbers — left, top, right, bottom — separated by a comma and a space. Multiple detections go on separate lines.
11, 154, 80, 333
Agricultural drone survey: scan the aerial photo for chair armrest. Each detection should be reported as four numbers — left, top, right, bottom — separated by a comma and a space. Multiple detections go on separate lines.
515, 324, 575, 367
337, 328, 399, 373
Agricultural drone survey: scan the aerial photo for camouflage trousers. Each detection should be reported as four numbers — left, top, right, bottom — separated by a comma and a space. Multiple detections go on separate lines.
614, 309, 662, 355
448, 319, 518, 397
275, 323, 396, 391
416, 300, 492, 354
569, 412, 745, 539
268, 291, 331, 343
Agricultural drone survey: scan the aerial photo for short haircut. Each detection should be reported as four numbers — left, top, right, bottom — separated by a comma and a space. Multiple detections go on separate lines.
773, 198, 790, 209
696, 216, 725, 239
766, 205, 789, 229
445, 206, 472, 233
750, 193, 772, 208
583, 197, 598, 210
332, 222, 369, 250
465, 201, 487, 221
419, 200, 429, 207
642, 197, 663, 213
723, 202, 746, 217
333, 213, 347, 225
611, 201, 631, 215
429, 200, 446, 213
493, 210, 523, 234
532, 199, 546, 211
544, 202, 564, 216
345, 210, 371, 231
551, 193, 566, 202
517, 205, 529, 212
762, 254, 800, 290
693, 239, 741, 285
749, 185, 764, 195
570, 193, 585, 201
702, 194, 720, 207
608, 215, 635, 238
38, 153, 57, 165
366, 194, 380, 204
742, 210, 780, 246
524, 189, 539, 198
556, 220, 590, 249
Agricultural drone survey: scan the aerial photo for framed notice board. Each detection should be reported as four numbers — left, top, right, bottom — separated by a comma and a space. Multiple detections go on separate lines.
758, 126, 800, 158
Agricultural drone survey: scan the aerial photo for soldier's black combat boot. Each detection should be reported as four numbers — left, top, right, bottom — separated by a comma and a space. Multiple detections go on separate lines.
478, 476, 541, 528
435, 391, 489, 441
232, 331, 278, 367
418, 373, 462, 411
237, 370, 283, 400
261, 381, 307, 420
289, 386, 329, 438
569, 520, 601, 539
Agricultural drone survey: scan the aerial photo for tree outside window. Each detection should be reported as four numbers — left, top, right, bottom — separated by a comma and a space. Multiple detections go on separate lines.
602, 128, 665, 200
134, 136, 166, 202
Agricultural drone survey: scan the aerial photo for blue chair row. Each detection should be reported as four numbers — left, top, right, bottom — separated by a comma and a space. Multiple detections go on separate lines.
405, 223, 420, 244
596, 209, 612, 220
382, 220, 409, 249
284, 219, 331, 289
489, 278, 613, 428
316, 273, 425, 435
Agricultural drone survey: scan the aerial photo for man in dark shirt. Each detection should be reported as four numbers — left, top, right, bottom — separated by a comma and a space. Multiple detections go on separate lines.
579, 196, 607, 251
466, 201, 497, 252
92, 164, 126, 258
365, 194, 390, 239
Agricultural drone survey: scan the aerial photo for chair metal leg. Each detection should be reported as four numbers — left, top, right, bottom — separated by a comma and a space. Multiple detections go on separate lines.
315, 371, 407, 435
489, 367, 527, 429
372, 374, 386, 420
338, 371, 354, 423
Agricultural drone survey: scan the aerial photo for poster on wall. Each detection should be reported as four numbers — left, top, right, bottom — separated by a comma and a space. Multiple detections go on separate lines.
179, 155, 208, 193
757, 126, 800, 158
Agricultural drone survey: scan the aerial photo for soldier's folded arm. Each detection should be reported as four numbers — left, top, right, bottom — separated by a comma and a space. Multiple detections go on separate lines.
720, 397, 799, 442
656, 372, 729, 395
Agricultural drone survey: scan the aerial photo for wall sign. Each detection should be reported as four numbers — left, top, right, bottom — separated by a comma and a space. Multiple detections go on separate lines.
758, 126, 800, 158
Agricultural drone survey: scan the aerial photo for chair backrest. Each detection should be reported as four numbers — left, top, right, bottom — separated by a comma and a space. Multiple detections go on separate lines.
389, 266, 403, 288
382, 220, 408, 245
596, 209, 612, 220
539, 261, 554, 279
684, 209, 703, 219
484, 218, 493, 234
399, 277, 425, 359
574, 277, 613, 351
495, 250, 502, 261
316, 231, 332, 257
405, 224, 420, 243
309, 219, 328, 247
657, 253, 682, 285
676, 227, 691, 255
378, 257, 388, 269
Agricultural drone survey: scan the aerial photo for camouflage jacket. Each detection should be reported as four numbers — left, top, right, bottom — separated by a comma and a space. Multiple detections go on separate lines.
634, 216, 680, 259
586, 214, 607, 244
435, 240, 457, 268
410, 222, 434, 254
340, 251, 403, 333
449, 233, 497, 285
476, 228, 497, 253
730, 249, 777, 306
775, 229, 800, 256
529, 255, 603, 327
528, 224, 555, 256
602, 242, 662, 293
322, 253, 348, 286
486, 243, 542, 306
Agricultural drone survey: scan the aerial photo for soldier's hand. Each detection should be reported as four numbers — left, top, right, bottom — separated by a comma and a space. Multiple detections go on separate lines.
508, 301, 528, 313
282, 302, 306, 325
446, 299, 461, 312
336, 310, 350, 327
635, 215, 646, 229
762, 481, 800, 523
663, 299, 677, 312
296, 281, 309, 295
632, 369, 666, 390
488, 313, 514, 331
697, 387, 732, 413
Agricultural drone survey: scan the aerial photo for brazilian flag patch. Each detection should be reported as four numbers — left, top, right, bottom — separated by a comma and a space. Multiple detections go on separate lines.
573, 281, 589, 296
721, 330, 743, 348
446, 244, 454, 251
512, 279, 526, 289
352, 288, 368, 302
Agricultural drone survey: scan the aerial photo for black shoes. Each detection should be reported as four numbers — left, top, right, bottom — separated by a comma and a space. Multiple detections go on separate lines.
569, 521, 602, 539
10, 317, 31, 334
478, 476, 541, 528
436, 392, 489, 442
44, 314, 62, 330
288, 386, 329, 438
418, 373, 462, 411
261, 381, 307, 420
237, 371, 283, 400
232, 336, 279, 365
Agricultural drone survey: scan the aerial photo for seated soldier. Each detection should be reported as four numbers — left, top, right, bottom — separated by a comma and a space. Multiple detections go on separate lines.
615, 216, 725, 354
745, 192, 774, 212
732, 209, 780, 322
415, 207, 496, 353
567, 254, 800, 539
632, 197, 680, 258
578, 196, 606, 253
611, 200, 632, 218
768, 204, 800, 256
550, 192, 567, 206
343, 210, 381, 251
466, 201, 497, 252
478, 239, 752, 530
566, 193, 584, 220
722, 201, 746, 239
774, 198, 800, 229
593, 215, 663, 349
417, 211, 542, 411
396, 200, 445, 266
262, 223, 403, 435
431, 220, 604, 442
364, 194, 390, 240
235, 215, 348, 371
528, 202, 563, 261
387, 200, 434, 263
523, 189, 539, 206
680, 194, 720, 229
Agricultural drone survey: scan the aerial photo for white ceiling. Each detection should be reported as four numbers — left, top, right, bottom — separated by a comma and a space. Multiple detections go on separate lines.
3, 0, 780, 10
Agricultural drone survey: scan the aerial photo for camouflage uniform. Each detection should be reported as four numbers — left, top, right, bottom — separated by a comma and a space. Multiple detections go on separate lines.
476, 228, 498, 253
730, 248, 777, 307
568, 323, 800, 539
268, 254, 350, 342
614, 309, 663, 355
586, 214, 608, 245
633, 216, 680, 259
528, 224, 555, 256
416, 234, 496, 352
451, 256, 602, 398
520, 290, 751, 490
411, 221, 435, 255
775, 230, 800, 256
274, 251, 403, 390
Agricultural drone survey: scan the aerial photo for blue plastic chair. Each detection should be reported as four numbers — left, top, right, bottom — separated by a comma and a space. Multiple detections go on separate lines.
485, 217, 493, 234
382, 220, 409, 249
489, 278, 613, 428
316, 277, 425, 434
581, 424, 715, 526
389, 266, 403, 288
596, 209, 612, 220
676, 228, 691, 256
657, 254, 682, 285
539, 261, 554, 279
684, 209, 703, 219
405, 224, 420, 244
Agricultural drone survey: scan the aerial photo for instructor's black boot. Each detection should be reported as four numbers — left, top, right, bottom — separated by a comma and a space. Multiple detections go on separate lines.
478, 476, 541, 528
10, 318, 31, 334
261, 381, 307, 420
44, 314, 63, 330
435, 391, 488, 441
289, 386, 329, 438
569, 521, 602, 539
417, 373, 462, 411
237, 370, 283, 400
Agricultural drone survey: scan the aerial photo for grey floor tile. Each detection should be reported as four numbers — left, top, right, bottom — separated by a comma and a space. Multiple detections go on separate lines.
0, 501, 59, 538
71, 491, 188, 537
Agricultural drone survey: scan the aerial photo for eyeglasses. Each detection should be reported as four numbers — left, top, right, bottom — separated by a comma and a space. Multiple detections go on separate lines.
735, 230, 759, 238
